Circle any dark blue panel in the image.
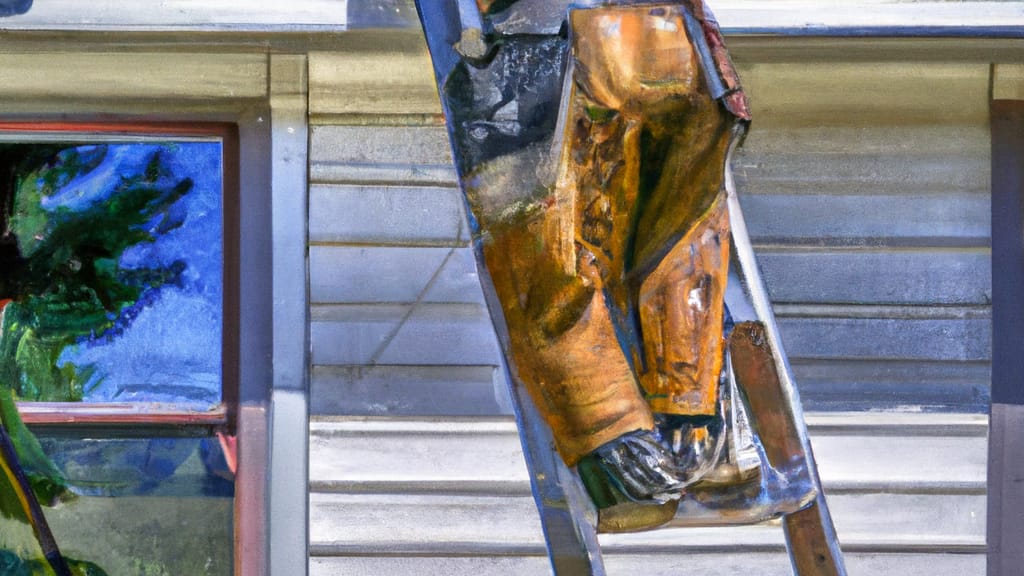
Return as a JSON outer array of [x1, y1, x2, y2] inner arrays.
[[992, 101, 1024, 406]]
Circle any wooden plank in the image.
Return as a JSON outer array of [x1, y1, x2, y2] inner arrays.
[[307, 359, 988, 416], [310, 365, 508, 416], [776, 313, 991, 362], [309, 50, 440, 117], [989, 95, 1024, 576], [736, 62, 990, 129], [308, 416, 986, 492], [309, 124, 456, 185], [309, 184, 467, 246], [991, 99, 1024, 406], [309, 419, 530, 490], [758, 249, 991, 305], [740, 192, 989, 246], [988, 404, 1024, 574], [0, 52, 266, 101], [812, 435, 985, 492], [312, 307, 991, 366], [310, 246, 484, 304], [310, 125, 453, 167], [674, 3, 1024, 34], [309, 493, 547, 552], [740, 125, 989, 158], [311, 187, 989, 247], [606, 552, 986, 576], [727, 37, 1024, 65], [307, 414, 987, 571], [310, 303, 502, 366], [309, 188, 983, 247], [311, 557, 552, 576], [734, 151, 988, 196], [994, 64, 1024, 100], [0, 0, 1019, 34], [0, 0, 352, 29], [270, 390, 309, 576], [791, 359, 990, 413], [311, 552, 985, 576], [308, 492, 984, 553]]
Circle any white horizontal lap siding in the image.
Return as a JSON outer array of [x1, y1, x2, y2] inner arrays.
[[305, 45, 992, 575], [308, 54, 993, 415], [307, 48, 511, 418], [308, 414, 988, 575], [734, 60, 991, 412]]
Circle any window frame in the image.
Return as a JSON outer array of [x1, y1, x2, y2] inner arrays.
[[1, 121, 241, 434], [0, 44, 309, 576], [0, 83, 281, 576]]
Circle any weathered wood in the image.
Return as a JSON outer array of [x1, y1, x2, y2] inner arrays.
[[735, 152, 988, 196], [784, 503, 843, 576], [988, 404, 1024, 575], [309, 415, 987, 574], [312, 246, 990, 306], [308, 489, 986, 559], [309, 124, 456, 185], [309, 184, 467, 246], [736, 62, 989, 128], [310, 187, 990, 247], [0, 52, 266, 101], [790, 359, 990, 413], [310, 365, 507, 416], [758, 249, 990, 305], [310, 304, 990, 367], [310, 246, 483, 305], [730, 322, 807, 468], [993, 64, 1024, 100], [0, 1, 1018, 34], [740, 192, 989, 246], [311, 552, 986, 576], [309, 51, 439, 117], [311, 303, 502, 366], [776, 314, 991, 362], [729, 322, 843, 573], [308, 416, 987, 495], [0, 0, 352, 29], [308, 491, 984, 554], [989, 99, 1024, 576]]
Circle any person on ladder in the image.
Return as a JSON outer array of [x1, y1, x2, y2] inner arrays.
[[421, 0, 765, 532]]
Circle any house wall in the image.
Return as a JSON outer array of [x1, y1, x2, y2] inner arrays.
[[307, 39, 995, 418], [306, 34, 1001, 574], [0, 13, 1008, 573]]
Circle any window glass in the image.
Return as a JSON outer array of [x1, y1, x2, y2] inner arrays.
[[0, 130, 234, 575], [0, 139, 224, 409], [0, 436, 234, 575]]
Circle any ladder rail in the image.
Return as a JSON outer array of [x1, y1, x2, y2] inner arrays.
[[414, 0, 847, 571], [725, 149, 847, 575]]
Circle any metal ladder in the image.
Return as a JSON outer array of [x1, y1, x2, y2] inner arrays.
[[414, 0, 847, 571]]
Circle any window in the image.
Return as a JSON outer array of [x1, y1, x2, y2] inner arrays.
[[0, 122, 241, 575]]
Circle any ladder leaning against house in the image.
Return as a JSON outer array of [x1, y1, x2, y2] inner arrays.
[[413, 0, 845, 572]]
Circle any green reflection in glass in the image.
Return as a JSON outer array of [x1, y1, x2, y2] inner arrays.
[[0, 436, 233, 575]]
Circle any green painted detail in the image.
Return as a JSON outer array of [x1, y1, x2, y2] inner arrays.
[[0, 387, 71, 522]]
